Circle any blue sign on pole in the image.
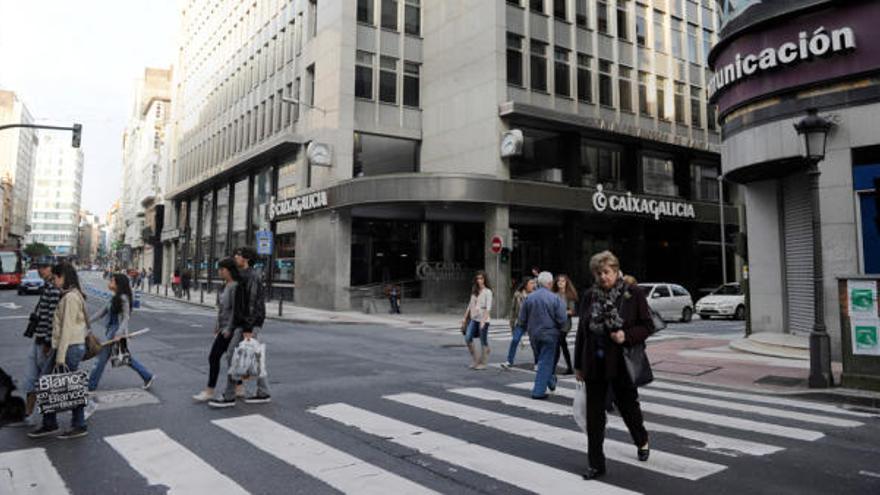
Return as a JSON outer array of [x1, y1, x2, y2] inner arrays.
[[255, 230, 274, 256]]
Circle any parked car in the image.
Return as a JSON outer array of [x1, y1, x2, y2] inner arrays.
[[695, 282, 746, 320], [17, 270, 44, 295], [638, 283, 694, 322]]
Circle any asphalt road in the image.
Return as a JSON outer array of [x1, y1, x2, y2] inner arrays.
[[1, 272, 878, 494]]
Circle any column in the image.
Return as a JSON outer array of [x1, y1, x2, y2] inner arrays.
[[442, 223, 455, 262], [418, 222, 429, 262], [294, 208, 352, 310], [484, 206, 511, 319]]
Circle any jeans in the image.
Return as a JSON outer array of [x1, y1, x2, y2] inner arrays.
[[505, 325, 526, 364], [222, 327, 270, 400], [24, 340, 53, 394], [43, 344, 87, 430], [464, 320, 489, 347], [531, 332, 559, 398], [88, 328, 153, 391]]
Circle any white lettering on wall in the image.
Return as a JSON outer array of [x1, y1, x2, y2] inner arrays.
[[591, 185, 696, 221]]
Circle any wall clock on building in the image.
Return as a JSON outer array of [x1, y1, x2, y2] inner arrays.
[[500, 129, 523, 158], [306, 141, 332, 167]]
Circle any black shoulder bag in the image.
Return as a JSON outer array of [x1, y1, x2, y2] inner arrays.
[[620, 288, 654, 387]]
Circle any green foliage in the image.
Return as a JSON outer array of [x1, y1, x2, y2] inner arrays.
[[23, 242, 52, 258]]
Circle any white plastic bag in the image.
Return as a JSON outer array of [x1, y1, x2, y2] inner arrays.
[[229, 338, 263, 379], [572, 381, 587, 434], [257, 342, 267, 378]]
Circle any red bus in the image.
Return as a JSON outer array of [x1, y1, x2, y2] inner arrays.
[[0, 249, 23, 288]]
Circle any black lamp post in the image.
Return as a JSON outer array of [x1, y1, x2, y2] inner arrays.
[[793, 108, 834, 388]]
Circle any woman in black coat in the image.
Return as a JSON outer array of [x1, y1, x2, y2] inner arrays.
[[574, 250, 654, 480]]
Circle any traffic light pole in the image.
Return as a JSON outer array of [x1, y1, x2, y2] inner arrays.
[[0, 123, 82, 147]]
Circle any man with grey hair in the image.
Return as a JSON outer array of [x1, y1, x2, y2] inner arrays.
[[518, 271, 567, 399]]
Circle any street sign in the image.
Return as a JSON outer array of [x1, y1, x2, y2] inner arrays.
[[255, 230, 274, 256], [490, 235, 503, 254]]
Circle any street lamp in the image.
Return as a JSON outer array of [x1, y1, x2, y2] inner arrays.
[[793, 108, 834, 389]]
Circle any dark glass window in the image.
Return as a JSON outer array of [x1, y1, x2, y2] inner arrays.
[[638, 71, 652, 115], [656, 76, 667, 119], [674, 82, 686, 124], [618, 66, 632, 112], [403, 61, 419, 107], [530, 0, 544, 13], [553, 0, 566, 20], [693, 163, 719, 201], [654, 11, 666, 52], [597, 0, 609, 34], [643, 155, 677, 196], [382, 0, 398, 30], [617, 0, 629, 41], [576, 54, 591, 102], [511, 128, 565, 183], [580, 140, 623, 189], [690, 85, 702, 127], [554, 48, 570, 97], [357, 0, 373, 24], [379, 56, 397, 103], [598, 59, 613, 106], [530, 41, 547, 91], [353, 133, 419, 177], [404, 0, 420, 35], [507, 33, 524, 86], [575, 0, 588, 27], [636, 4, 647, 46], [273, 233, 296, 283], [355, 51, 374, 99]]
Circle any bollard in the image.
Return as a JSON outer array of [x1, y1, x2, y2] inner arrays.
[[279, 295, 283, 317], [165, 284, 168, 297], [200, 286, 204, 304]]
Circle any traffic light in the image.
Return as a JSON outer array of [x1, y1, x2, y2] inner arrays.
[[71, 123, 82, 148], [500, 247, 511, 263]]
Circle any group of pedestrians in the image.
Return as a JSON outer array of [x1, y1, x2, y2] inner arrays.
[[463, 250, 655, 481]]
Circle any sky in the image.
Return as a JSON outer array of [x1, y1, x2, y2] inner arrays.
[[0, 0, 178, 219]]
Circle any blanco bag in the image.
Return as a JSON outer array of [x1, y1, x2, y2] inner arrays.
[[572, 381, 587, 434], [228, 338, 264, 379]]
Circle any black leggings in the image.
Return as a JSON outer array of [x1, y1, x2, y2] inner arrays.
[[208, 332, 233, 388], [554, 336, 573, 371]]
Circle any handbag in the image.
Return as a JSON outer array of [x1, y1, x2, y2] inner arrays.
[[623, 342, 654, 387], [83, 332, 102, 361], [110, 339, 131, 368], [460, 315, 470, 335], [34, 365, 89, 414]]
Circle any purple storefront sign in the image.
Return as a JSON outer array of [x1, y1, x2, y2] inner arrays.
[[709, 2, 880, 117]]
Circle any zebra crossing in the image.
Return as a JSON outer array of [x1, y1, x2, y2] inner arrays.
[[1, 378, 874, 494]]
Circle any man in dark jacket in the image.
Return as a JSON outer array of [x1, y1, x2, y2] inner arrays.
[[518, 271, 567, 399], [22, 259, 61, 420], [210, 246, 270, 407]]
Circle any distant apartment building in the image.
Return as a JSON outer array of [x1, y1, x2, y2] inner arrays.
[[78, 211, 102, 265], [121, 67, 173, 271], [26, 133, 84, 256], [165, 0, 737, 311], [0, 90, 38, 247]]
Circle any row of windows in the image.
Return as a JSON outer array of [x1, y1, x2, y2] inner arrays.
[[32, 212, 77, 221], [31, 223, 77, 232], [31, 201, 79, 211], [30, 234, 75, 243], [357, 0, 421, 36], [355, 52, 420, 107]]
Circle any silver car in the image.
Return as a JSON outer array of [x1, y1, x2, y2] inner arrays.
[[638, 283, 695, 322]]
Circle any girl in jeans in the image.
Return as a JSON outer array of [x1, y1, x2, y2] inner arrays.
[[193, 257, 240, 402], [28, 263, 89, 440], [501, 277, 535, 369], [87, 274, 154, 392], [461, 271, 493, 370]]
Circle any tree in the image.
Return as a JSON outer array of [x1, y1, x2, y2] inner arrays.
[[23, 242, 52, 259]]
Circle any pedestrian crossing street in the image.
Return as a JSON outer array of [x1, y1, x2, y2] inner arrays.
[[2, 378, 874, 494]]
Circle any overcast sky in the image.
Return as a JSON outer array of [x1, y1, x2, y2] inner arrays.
[[0, 0, 178, 219]]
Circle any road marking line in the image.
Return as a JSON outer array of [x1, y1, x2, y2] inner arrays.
[[310, 403, 640, 495], [502, 384, 823, 442], [213, 415, 438, 495], [385, 392, 726, 481], [647, 381, 875, 418], [0, 315, 29, 320], [454, 386, 783, 457], [104, 429, 249, 494], [859, 470, 880, 479], [0, 448, 70, 495], [676, 350, 810, 369]]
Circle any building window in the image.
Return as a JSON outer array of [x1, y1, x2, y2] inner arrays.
[[530, 0, 544, 14], [382, 0, 398, 30], [511, 128, 565, 183], [576, 53, 591, 103], [353, 132, 419, 177], [306, 64, 316, 107], [554, 48, 570, 97], [642, 155, 677, 196], [656, 76, 667, 120], [674, 82, 686, 124], [636, 4, 647, 46], [294, 77, 301, 122], [702, 28, 713, 64], [580, 140, 622, 189], [403, 61, 420, 107], [267, 96, 275, 135], [285, 83, 293, 126], [690, 86, 702, 127], [530, 41, 548, 91], [617, 0, 629, 41], [597, 0, 609, 34], [618, 66, 632, 112], [404, 0, 420, 35], [671, 19, 683, 59], [638, 71, 652, 116], [252, 168, 272, 236], [309, 0, 318, 39], [693, 163, 719, 201], [553, 0, 566, 20], [598, 59, 613, 106], [379, 56, 397, 103], [687, 23, 698, 64], [707, 102, 717, 131], [654, 10, 666, 52], [357, 0, 373, 24], [575, 0, 588, 27], [273, 233, 296, 283], [507, 33, 524, 86], [355, 50, 374, 99]]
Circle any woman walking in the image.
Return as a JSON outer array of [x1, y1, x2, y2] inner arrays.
[[193, 257, 240, 402], [87, 274, 154, 392], [552, 274, 578, 375], [574, 251, 653, 480], [461, 271, 493, 370], [28, 263, 90, 440], [501, 277, 535, 369]]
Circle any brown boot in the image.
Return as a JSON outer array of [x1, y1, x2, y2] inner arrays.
[[474, 346, 490, 370], [466, 342, 479, 369]]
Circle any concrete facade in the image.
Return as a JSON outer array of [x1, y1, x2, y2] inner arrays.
[[0, 90, 37, 247], [26, 133, 83, 256]]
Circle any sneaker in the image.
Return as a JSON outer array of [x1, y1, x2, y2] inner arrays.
[[243, 394, 271, 404], [57, 427, 88, 440], [84, 400, 98, 420], [143, 376, 155, 390], [208, 398, 237, 409], [27, 425, 60, 438], [499, 361, 511, 369], [192, 390, 213, 402]]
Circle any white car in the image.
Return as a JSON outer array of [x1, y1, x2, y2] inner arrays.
[[695, 283, 746, 320], [638, 283, 695, 322]]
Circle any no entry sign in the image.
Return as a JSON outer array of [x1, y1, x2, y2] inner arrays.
[[490, 235, 503, 254]]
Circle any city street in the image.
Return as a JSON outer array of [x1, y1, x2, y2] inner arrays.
[[1, 273, 878, 494]]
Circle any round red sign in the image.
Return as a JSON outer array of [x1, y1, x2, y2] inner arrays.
[[490, 235, 503, 254]]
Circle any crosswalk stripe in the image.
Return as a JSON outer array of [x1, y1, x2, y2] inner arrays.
[[0, 448, 70, 495], [385, 392, 727, 481], [503, 384, 823, 442], [310, 403, 641, 495], [213, 414, 439, 494], [638, 388, 863, 427], [647, 381, 875, 418], [104, 429, 250, 494], [454, 387, 783, 457]]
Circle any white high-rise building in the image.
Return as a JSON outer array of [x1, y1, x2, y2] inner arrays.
[[0, 90, 38, 247], [27, 133, 84, 256]]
